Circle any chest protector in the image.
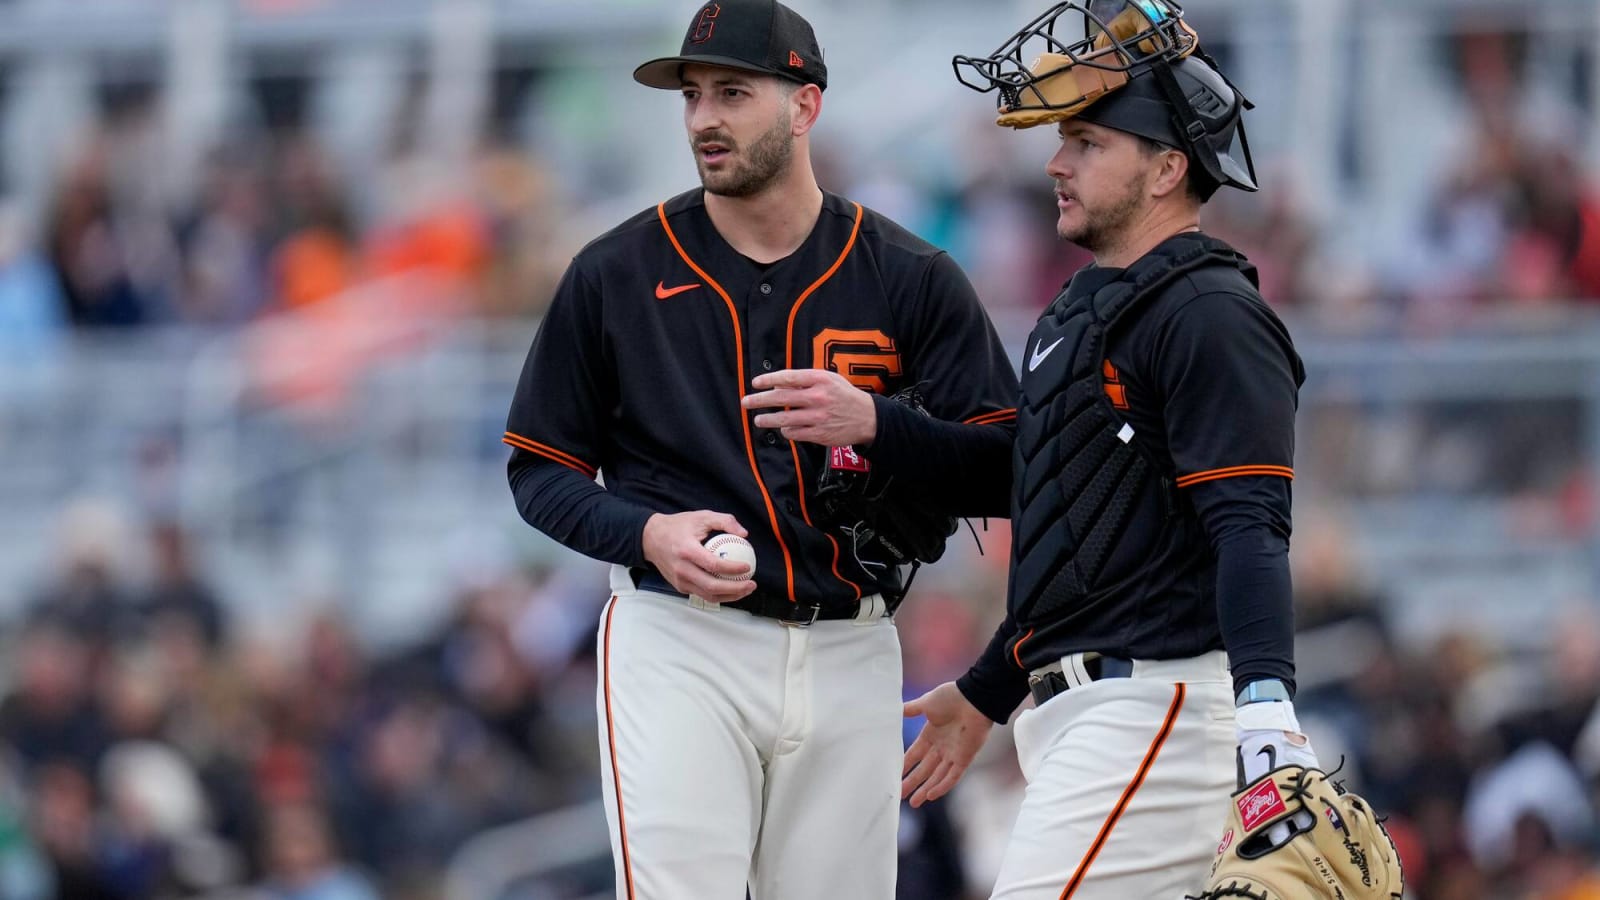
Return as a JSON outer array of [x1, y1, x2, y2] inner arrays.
[[1011, 235, 1249, 625]]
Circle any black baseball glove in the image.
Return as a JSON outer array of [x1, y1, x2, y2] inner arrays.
[[812, 385, 959, 593]]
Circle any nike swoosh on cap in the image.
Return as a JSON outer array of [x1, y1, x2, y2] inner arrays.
[[656, 281, 702, 300]]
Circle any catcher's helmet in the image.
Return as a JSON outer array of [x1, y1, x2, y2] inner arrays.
[[952, 0, 1257, 199]]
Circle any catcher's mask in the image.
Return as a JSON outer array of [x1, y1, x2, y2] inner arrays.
[[952, 0, 1257, 199]]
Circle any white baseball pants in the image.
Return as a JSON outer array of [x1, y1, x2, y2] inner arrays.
[[989, 650, 1237, 899], [595, 565, 903, 899]]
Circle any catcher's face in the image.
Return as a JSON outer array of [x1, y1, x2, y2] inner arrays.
[[680, 64, 798, 199], [1047, 120, 1159, 251]]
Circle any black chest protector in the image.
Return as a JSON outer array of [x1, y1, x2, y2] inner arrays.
[[1010, 235, 1249, 627]]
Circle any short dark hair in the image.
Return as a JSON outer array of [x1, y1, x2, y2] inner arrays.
[[1136, 136, 1205, 204]]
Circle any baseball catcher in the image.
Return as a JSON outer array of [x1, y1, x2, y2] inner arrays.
[[899, 1, 1407, 896]]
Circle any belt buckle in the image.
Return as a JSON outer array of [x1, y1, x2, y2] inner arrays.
[[780, 603, 822, 627]]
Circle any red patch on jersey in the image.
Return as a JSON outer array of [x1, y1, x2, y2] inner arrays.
[[829, 445, 870, 474], [1237, 778, 1288, 832]]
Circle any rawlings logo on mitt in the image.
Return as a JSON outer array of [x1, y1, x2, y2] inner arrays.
[[1190, 765, 1403, 900], [812, 385, 959, 591]]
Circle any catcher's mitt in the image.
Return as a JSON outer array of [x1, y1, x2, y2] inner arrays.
[[813, 385, 959, 586], [1190, 765, 1403, 900]]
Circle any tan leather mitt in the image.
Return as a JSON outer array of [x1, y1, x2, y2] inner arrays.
[[1190, 765, 1404, 900]]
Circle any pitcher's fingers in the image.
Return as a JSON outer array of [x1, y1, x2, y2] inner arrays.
[[751, 369, 823, 391], [697, 580, 756, 604], [703, 551, 754, 579], [698, 512, 747, 538], [741, 387, 800, 410]]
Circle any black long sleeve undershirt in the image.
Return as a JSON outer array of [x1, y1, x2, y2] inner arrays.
[[1189, 476, 1297, 698], [866, 393, 1014, 518], [507, 452, 654, 566]]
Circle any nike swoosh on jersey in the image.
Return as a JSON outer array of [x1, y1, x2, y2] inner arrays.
[[1028, 336, 1065, 371], [655, 281, 702, 300]]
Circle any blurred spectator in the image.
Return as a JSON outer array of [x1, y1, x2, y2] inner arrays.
[[28, 498, 142, 649], [254, 802, 377, 900], [0, 200, 67, 357], [140, 521, 230, 653], [0, 626, 106, 773], [30, 761, 118, 899], [44, 131, 178, 329], [1205, 170, 1319, 309], [174, 144, 272, 325], [266, 136, 357, 315]]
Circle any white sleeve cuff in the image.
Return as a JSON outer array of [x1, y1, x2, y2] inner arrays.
[[1234, 699, 1302, 734]]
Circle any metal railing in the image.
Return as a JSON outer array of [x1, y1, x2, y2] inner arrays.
[[443, 800, 611, 900]]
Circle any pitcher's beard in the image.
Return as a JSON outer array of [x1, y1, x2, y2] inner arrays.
[[698, 116, 794, 198]]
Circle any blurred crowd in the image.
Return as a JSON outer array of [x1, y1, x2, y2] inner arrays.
[[1, 110, 576, 346], [1, 55, 1595, 351], [1, 499, 609, 899], [11, 502, 1600, 899]]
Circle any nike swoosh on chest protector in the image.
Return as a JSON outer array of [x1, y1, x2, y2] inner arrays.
[[1028, 336, 1065, 371]]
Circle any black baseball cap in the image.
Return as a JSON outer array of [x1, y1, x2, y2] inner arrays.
[[634, 0, 827, 92]]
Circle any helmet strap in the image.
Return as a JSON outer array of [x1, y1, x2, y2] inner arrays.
[[1195, 46, 1259, 188], [1149, 58, 1230, 189]]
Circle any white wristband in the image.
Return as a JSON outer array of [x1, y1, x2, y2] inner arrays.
[[1234, 698, 1302, 734]]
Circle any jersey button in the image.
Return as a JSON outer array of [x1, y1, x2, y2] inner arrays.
[[764, 432, 778, 446], [761, 359, 774, 371], [759, 283, 773, 295], [784, 500, 797, 515]]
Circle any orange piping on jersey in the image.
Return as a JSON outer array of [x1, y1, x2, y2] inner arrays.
[[600, 597, 637, 900], [1059, 683, 1185, 899], [1174, 465, 1295, 489], [658, 203, 799, 601], [1012, 628, 1035, 669], [503, 432, 598, 479], [964, 408, 1018, 425], [779, 201, 866, 601], [784, 202, 864, 362]]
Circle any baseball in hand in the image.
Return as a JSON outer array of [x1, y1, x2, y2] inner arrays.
[[704, 533, 757, 579]]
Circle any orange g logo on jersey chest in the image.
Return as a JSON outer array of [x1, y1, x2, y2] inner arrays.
[[813, 329, 902, 394]]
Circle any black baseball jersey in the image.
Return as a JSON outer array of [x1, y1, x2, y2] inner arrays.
[[958, 233, 1305, 723], [505, 189, 1018, 609]]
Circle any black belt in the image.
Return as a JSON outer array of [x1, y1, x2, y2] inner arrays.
[[1028, 654, 1134, 705], [632, 571, 864, 626]]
